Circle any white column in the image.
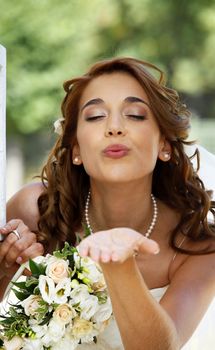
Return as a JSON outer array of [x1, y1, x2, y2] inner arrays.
[[0, 44, 6, 239]]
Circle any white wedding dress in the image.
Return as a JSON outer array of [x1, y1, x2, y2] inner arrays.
[[76, 286, 215, 350], [77, 145, 215, 350], [1, 145, 214, 350]]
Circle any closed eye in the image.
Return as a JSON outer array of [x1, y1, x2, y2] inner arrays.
[[85, 115, 105, 121], [127, 114, 146, 120]]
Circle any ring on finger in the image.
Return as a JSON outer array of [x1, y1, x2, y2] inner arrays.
[[11, 229, 21, 240]]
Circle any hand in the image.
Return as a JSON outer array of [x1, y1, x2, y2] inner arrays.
[[78, 227, 160, 263], [0, 219, 44, 278]]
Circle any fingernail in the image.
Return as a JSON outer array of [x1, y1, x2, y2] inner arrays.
[[16, 257, 22, 264]]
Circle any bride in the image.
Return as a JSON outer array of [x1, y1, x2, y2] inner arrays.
[[0, 57, 214, 349]]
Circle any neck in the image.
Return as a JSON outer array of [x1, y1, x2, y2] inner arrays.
[[86, 182, 157, 235]]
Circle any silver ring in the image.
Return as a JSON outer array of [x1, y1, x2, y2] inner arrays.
[[11, 229, 21, 240]]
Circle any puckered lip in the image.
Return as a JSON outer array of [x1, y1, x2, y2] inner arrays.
[[103, 144, 130, 153], [102, 144, 130, 158]]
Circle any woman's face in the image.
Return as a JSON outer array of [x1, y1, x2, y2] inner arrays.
[[73, 72, 167, 184]]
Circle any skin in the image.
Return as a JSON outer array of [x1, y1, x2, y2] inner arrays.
[[1, 72, 215, 349]]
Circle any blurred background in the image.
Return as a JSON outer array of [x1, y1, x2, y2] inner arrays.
[[0, 0, 215, 199]]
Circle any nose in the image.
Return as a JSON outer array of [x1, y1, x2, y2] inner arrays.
[[105, 115, 127, 137]]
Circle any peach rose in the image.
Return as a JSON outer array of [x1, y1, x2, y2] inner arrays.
[[22, 295, 42, 317], [53, 304, 76, 325], [3, 336, 23, 350], [46, 258, 69, 283], [72, 317, 94, 337]]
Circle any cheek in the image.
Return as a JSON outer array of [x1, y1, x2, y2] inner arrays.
[[77, 125, 101, 160], [76, 132, 98, 174]]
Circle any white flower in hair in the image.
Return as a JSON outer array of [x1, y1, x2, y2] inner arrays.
[[54, 117, 64, 135]]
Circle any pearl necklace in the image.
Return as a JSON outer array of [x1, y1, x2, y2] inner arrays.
[[84, 191, 158, 238]]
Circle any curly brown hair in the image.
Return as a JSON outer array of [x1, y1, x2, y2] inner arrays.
[[37, 57, 215, 254]]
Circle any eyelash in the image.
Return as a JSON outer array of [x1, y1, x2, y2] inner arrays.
[[127, 114, 146, 120], [85, 115, 146, 121]]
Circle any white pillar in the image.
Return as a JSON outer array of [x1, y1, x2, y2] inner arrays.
[[0, 44, 6, 239]]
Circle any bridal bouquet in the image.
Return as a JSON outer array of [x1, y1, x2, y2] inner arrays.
[[0, 243, 112, 350]]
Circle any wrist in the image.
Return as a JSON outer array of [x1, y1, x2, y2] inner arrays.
[[100, 256, 137, 275]]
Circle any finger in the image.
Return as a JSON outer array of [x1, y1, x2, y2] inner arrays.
[[0, 231, 20, 264], [0, 219, 24, 234], [137, 237, 160, 255], [0, 220, 31, 263], [18, 242, 44, 263], [89, 245, 101, 262], [78, 241, 90, 257], [4, 231, 37, 267], [100, 248, 112, 263]]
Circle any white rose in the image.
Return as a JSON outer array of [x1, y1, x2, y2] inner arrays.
[[21, 295, 42, 317], [93, 297, 112, 323], [42, 319, 65, 347], [22, 338, 43, 350], [53, 303, 76, 325], [3, 336, 23, 350], [71, 317, 97, 343], [38, 275, 55, 304], [53, 278, 71, 304], [79, 294, 99, 320], [46, 257, 69, 284], [70, 284, 90, 305]]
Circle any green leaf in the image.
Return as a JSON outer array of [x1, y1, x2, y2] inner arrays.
[[29, 259, 46, 276], [0, 317, 15, 325], [83, 223, 91, 237], [11, 288, 30, 301], [12, 281, 27, 290], [39, 312, 53, 326], [25, 276, 39, 288], [33, 286, 40, 295], [53, 242, 77, 260]]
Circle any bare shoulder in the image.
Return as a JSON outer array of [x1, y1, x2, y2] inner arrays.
[[6, 182, 46, 231]]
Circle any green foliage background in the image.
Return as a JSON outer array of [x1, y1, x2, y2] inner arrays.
[[0, 0, 215, 174]]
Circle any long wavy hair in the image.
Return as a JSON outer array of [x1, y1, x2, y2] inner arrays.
[[37, 57, 215, 254]]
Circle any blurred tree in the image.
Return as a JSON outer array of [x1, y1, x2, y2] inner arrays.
[[94, 0, 215, 118], [0, 0, 103, 134], [0, 0, 214, 139]]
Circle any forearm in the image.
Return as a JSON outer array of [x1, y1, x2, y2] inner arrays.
[[0, 276, 11, 301], [101, 258, 180, 350]]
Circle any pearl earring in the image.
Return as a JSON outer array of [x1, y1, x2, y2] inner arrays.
[[164, 153, 170, 160], [73, 156, 80, 164]]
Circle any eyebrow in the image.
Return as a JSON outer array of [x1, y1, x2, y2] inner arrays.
[[124, 96, 150, 108], [80, 96, 150, 112], [81, 98, 104, 112]]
